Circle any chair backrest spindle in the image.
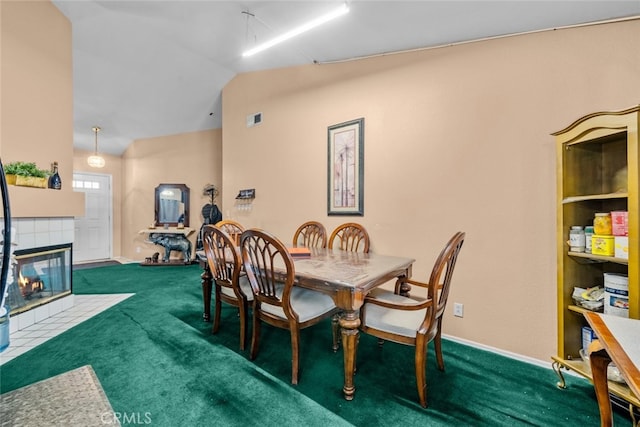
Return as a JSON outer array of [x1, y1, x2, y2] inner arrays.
[[203, 225, 240, 288], [292, 221, 327, 248], [215, 220, 245, 246], [328, 222, 370, 253], [241, 229, 294, 311], [431, 232, 464, 319]]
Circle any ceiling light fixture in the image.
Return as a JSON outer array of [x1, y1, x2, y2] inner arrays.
[[242, 3, 349, 57], [87, 126, 105, 168]]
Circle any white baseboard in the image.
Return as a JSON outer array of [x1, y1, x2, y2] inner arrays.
[[443, 334, 570, 373], [112, 256, 136, 264]]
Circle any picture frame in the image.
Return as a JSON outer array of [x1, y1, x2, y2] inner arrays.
[[327, 118, 364, 216]]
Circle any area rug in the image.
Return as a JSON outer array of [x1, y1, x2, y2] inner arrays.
[[0, 365, 120, 427]]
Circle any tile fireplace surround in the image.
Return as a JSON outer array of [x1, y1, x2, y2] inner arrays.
[[8, 217, 75, 333]]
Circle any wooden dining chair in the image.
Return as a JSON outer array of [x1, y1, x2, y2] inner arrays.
[[359, 231, 465, 408], [292, 221, 327, 248], [215, 220, 245, 246], [240, 228, 340, 384], [328, 222, 370, 253], [202, 225, 253, 350]]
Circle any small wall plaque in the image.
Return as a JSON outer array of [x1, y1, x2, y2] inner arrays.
[[236, 188, 255, 199]]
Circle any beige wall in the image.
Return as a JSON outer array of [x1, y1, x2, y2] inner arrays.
[[121, 129, 222, 261], [1, 0, 83, 217], [221, 19, 640, 362]]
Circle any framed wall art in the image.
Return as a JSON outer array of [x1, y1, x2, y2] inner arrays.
[[327, 118, 364, 216]]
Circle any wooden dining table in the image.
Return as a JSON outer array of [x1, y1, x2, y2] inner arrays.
[[199, 246, 415, 400], [584, 312, 640, 427]]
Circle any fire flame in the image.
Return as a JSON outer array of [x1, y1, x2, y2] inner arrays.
[[18, 272, 28, 287], [17, 271, 44, 297]]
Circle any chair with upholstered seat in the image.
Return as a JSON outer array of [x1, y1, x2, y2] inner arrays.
[[215, 220, 245, 246], [328, 222, 370, 253], [292, 221, 327, 248], [202, 225, 253, 350], [359, 231, 465, 408], [240, 228, 340, 384]]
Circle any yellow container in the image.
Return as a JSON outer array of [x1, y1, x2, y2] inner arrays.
[[592, 234, 614, 256], [593, 213, 612, 235]]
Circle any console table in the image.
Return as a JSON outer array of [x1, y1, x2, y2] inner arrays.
[[139, 227, 195, 265]]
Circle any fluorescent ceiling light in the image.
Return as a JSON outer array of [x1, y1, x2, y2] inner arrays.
[[242, 3, 349, 57]]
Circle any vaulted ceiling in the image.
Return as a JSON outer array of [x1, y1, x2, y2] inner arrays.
[[51, 1, 640, 155]]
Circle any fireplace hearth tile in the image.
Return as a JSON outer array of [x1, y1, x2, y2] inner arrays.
[[1, 294, 133, 366], [16, 310, 35, 330], [33, 304, 50, 323]]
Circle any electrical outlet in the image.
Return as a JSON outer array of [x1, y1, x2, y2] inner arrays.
[[453, 303, 464, 318]]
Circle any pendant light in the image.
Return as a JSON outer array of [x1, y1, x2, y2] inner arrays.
[[87, 126, 105, 168]]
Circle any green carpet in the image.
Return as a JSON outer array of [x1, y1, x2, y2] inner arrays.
[[0, 264, 629, 426]]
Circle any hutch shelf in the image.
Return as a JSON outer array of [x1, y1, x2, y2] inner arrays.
[[551, 105, 640, 417], [552, 105, 640, 418]]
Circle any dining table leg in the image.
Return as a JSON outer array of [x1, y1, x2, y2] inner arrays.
[[589, 345, 614, 427], [339, 310, 361, 400], [200, 261, 212, 322]]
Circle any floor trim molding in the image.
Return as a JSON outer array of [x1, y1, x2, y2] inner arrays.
[[443, 334, 562, 372]]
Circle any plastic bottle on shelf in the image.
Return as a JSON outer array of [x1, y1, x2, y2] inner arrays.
[[584, 226, 594, 254], [569, 226, 586, 252]]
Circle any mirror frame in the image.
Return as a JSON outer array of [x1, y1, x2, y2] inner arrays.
[[155, 183, 190, 227]]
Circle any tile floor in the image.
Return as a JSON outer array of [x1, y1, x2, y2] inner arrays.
[[0, 293, 134, 366]]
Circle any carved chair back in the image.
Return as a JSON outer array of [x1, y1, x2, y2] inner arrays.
[[292, 221, 327, 248], [202, 225, 242, 294], [424, 231, 465, 339], [328, 222, 370, 253], [240, 228, 295, 316], [215, 220, 245, 246], [202, 224, 252, 349]]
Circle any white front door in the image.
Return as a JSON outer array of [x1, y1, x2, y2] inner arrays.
[[72, 172, 112, 262]]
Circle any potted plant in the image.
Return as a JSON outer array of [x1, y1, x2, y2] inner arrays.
[[4, 161, 49, 188]]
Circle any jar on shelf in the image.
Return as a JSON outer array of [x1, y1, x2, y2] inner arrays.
[[594, 213, 612, 235], [584, 226, 594, 254], [569, 226, 586, 252]]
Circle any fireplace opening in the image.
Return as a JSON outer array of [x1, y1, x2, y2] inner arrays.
[[7, 243, 72, 316]]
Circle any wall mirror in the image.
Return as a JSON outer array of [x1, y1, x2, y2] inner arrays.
[[155, 183, 190, 227]]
